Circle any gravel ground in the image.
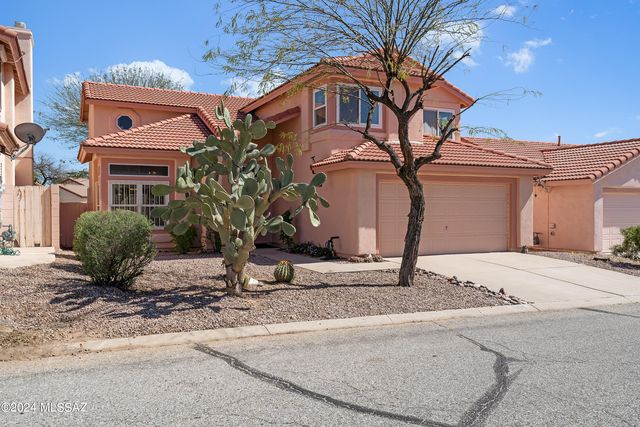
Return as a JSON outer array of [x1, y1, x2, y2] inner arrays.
[[0, 251, 504, 349], [534, 251, 640, 277]]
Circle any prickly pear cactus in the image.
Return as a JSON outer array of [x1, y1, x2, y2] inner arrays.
[[151, 103, 328, 296], [274, 260, 295, 283]]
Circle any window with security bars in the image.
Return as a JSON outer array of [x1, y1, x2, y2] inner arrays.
[[109, 182, 168, 228]]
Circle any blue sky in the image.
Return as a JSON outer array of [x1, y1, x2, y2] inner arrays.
[[3, 0, 640, 166]]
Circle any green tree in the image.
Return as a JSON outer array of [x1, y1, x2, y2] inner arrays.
[[152, 104, 328, 296], [41, 64, 187, 149], [206, 0, 519, 286]]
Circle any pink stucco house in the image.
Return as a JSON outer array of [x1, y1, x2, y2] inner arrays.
[[76, 53, 640, 255], [0, 23, 36, 229]]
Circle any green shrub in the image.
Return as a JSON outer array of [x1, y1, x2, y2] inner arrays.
[[73, 210, 156, 289], [612, 225, 640, 260], [171, 224, 197, 254]]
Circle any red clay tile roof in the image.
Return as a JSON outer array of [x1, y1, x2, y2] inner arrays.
[[82, 113, 211, 151], [461, 136, 574, 161], [81, 82, 254, 126], [539, 138, 640, 181], [312, 136, 552, 170]]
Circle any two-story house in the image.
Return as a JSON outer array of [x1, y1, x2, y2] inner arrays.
[[77, 52, 640, 255], [0, 23, 35, 231]]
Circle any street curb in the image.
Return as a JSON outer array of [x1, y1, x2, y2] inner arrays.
[[3, 298, 637, 361]]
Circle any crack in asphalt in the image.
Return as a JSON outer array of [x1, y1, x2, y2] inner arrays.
[[195, 336, 523, 427], [194, 344, 452, 427], [579, 307, 640, 319], [456, 335, 523, 427]]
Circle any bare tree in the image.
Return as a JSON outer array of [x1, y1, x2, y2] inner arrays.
[[206, 0, 518, 286], [40, 64, 187, 149], [33, 153, 87, 185]]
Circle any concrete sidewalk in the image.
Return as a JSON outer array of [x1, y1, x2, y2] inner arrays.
[[256, 247, 398, 273], [0, 247, 56, 269], [388, 252, 640, 306]]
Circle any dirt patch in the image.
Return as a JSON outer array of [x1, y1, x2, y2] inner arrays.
[[0, 251, 505, 354], [533, 251, 640, 277]]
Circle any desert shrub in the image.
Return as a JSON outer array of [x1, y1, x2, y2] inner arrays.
[[73, 210, 156, 289], [171, 224, 197, 254], [612, 225, 640, 260], [288, 241, 333, 258]]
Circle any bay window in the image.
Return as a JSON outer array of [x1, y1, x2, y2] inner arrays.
[[337, 85, 381, 127], [313, 87, 327, 127], [424, 109, 454, 136]]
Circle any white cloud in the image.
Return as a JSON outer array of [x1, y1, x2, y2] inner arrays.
[[505, 47, 534, 73], [503, 38, 552, 73], [423, 23, 484, 68], [525, 38, 553, 48], [224, 77, 262, 98], [594, 130, 612, 138], [494, 4, 517, 17], [107, 60, 194, 89]]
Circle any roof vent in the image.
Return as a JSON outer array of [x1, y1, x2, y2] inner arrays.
[[14, 21, 27, 29], [557, 135, 561, 146]]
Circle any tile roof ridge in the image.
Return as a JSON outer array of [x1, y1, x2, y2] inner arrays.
[[346, 140, 377, 160], [447, 139, 553, 168], [540, 137, 640, 152], [82, 113, 195, 144], [461, 136, 557, 145], [82, 81, 255, 102]]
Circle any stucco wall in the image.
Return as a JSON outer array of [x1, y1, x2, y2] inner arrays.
[[534, 182, 595, 251], [88, 104, 181, 138]]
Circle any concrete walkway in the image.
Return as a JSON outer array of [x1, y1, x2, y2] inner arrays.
[[0, 247, 56, 269], [386, 252, 640, 306], [256, 247, 398, 273]]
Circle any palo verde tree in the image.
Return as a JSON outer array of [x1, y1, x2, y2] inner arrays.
[[205, 0, 517, 286], [151, 104, 328, 296]]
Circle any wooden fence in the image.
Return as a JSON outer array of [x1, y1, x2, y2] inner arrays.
[[59, 202, 88, 249], [11, 185, 60, 248]]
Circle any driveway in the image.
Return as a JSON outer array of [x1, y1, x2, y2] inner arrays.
[[387, 252, 640, 306]]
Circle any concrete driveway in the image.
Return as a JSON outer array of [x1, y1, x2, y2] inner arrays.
[[387, 252, 640, 307]]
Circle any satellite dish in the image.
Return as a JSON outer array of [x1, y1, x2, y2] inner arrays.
[[14, 122, 47, 145]]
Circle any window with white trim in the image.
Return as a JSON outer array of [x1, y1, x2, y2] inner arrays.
[[313, 87, 327, 127], [337, 85, 381, 126], [423, 109, 454, 136], [109, 182, 168, 228]]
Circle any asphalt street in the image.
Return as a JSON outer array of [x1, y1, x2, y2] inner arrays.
[[1, 303, 639, 426]]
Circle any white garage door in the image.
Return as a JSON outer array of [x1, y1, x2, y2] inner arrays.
[[602, 192, 640, 252], [378, 181, 509, 256]]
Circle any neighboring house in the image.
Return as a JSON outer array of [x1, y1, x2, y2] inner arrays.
[[465, 137, 640, 253], [0, 23, 34, 229], [76, 53, 640, 255], [59, 177, 88, 203]]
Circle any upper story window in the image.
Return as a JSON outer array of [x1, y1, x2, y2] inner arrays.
[[109, 164, 169, 176], [337, 85, 381, 127], [116, 115, 133, 130], [313, 87, 327, 127], [423, 109, 454, 136]]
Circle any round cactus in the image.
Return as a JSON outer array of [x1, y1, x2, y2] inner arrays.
[[274, 260, 295, 283]]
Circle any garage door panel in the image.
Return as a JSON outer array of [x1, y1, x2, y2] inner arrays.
[[603, 192, 640, 251], [378, 181, 509, 256]]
